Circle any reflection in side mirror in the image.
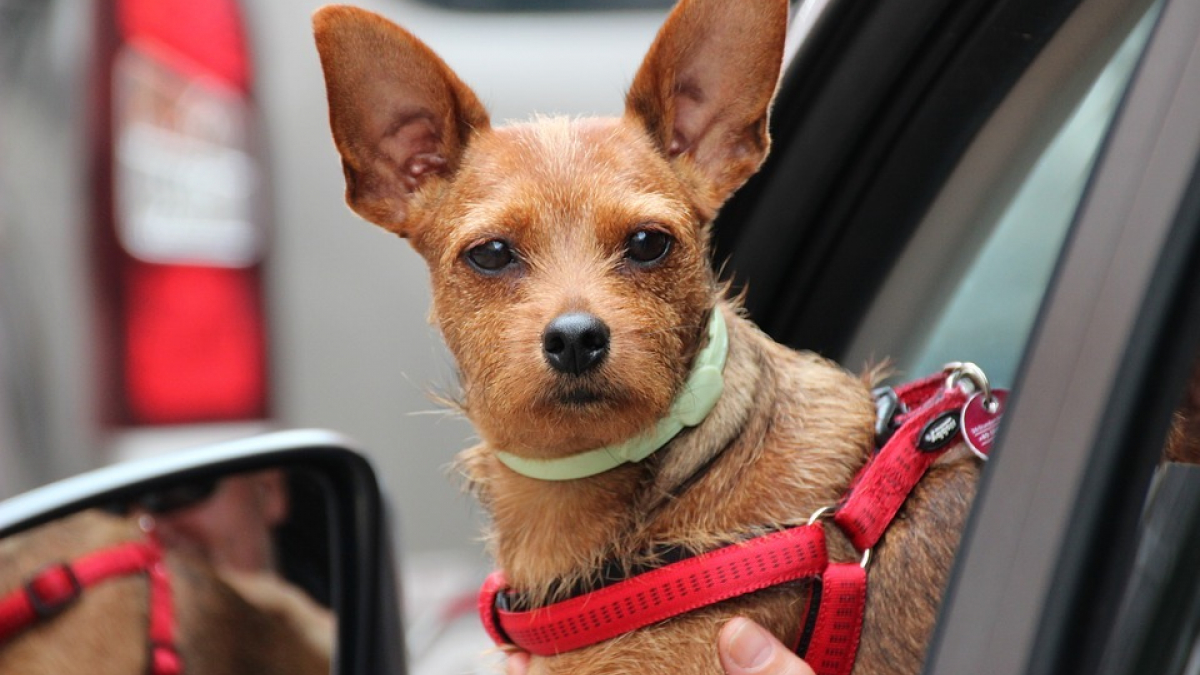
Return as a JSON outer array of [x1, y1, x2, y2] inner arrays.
[[0, 505, 331, 675], [0, 430, 404, 675], [109, 467, 334, 609]]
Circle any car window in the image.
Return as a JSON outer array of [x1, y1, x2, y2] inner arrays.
[[843, 0, 1161, 388], [902, 9, 1159, 386], [919, 0, 1200, 667]]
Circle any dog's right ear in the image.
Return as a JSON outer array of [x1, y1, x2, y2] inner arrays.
[[626, 0, 788, 213], [313, 6, 489, 237]]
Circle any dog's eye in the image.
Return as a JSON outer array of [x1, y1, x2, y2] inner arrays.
[[465, 240, 516, 273], [625, 230, 672, 265]]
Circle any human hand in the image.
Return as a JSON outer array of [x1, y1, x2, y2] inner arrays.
[[719, 617, 816, 675], [503, 618, 815, 675], [505, 651, 531, 675]]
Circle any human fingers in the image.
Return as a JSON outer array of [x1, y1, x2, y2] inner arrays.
[[505, 650, 531, 675], [718, 617, 817, 675]]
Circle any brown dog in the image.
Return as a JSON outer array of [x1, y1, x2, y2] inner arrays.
[[313, 2, 981, 673], [0, 511, 329, 675]]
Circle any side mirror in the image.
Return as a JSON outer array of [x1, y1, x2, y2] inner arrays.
[[0, 429, 404, 675]]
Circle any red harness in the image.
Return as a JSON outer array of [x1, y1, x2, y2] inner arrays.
[[479, 367, 1004, 675], [0, 526, 182, 675]]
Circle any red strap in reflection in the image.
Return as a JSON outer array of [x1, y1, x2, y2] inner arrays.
[[0, 536, 181, 675]]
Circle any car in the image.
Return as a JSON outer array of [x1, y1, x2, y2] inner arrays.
[[5, 0, 1200, 673]]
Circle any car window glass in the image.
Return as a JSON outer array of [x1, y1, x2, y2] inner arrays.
[[843, 2, 1160, 388], [902, 8, 1159, 387]]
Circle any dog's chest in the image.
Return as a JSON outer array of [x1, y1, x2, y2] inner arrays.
[[477, 339, 877, 605]]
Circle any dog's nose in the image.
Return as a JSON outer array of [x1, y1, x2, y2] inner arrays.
[[543, 312, 610, 375]]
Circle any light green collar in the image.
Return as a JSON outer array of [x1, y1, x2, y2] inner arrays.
[[496, 308, 729, 481]]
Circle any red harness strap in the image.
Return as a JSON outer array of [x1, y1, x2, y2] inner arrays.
[[804, 563, 867, 675], [480, 524, 828, 656], [0, 534, 182, 675], [797, 372, 973, 675], [835, 373, 970, 552], [478, 368, 994, 674]]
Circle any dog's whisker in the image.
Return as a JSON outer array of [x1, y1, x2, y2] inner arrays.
[[405, 407, 463, 418]]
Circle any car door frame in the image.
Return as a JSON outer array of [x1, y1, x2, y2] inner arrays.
[[923, 0, 1200, 671], [715, 0, 1088, 356]]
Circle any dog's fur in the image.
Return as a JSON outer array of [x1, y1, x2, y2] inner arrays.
[[1166, 355, 1200, 464], [313, 2, 980, 673], [0, 511, 329, 675]]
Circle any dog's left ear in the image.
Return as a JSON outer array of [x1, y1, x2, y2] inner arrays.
[[626, 0, 788, 210]]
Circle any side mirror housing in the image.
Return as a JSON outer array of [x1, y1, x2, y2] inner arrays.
[[0, 429, 405, 675]]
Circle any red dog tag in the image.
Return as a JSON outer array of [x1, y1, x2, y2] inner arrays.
[[961, 389, 1007, 460]]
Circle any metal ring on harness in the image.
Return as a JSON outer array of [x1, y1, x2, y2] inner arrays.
[[943, 362, 996, 411], [806, 506, 836, 526], [806, 507, 873, 569]]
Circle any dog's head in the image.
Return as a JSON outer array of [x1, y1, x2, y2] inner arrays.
[[313, 0, 787, 459]]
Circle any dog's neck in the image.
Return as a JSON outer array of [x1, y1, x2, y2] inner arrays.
[[494, 309, 729, 481], [636, 309, 766, 512], [459, 302, 864, 603]]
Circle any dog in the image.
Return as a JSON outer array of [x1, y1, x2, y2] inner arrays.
[[0, 510, 330, 675], [313, 1, 981, 673]]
